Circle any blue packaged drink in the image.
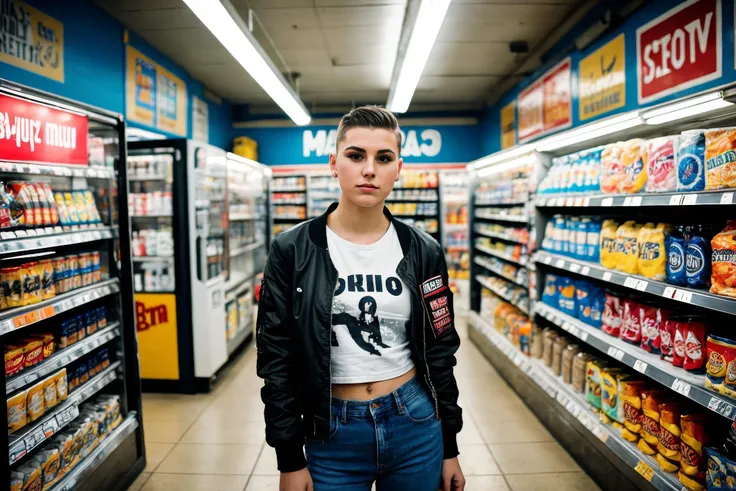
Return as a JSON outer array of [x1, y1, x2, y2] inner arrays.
[[588, 288, 605, 328], [565, 217, 578, 257], [575, 218, 590, 259], [542, 274, 559, 306], [557, 276, 576, 315], [586, 219, 602, 262], [665, 225, 686, 286], [677, 130, 706, 192], [553, 216, 565, 253], [686, 224, 711, 289], [575, 280, 593, 322]]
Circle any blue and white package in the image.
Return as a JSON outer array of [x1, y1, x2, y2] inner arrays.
[[557, 276, 576, 315], [575, 280, 593, 321], [575, 218, 589, 259], [588, 288, 605, 328], [542, 274, 559, 306], [553, 216, 565, 253], [586, 147, 603, 193], [686, 225, 711, 289], [586, 219, 602, 262], [665, 226, 686, 286], [677, 130, 706, 192], [565, 217, 579, 257]]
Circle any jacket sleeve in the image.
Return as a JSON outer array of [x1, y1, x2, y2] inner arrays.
[[256, 237, 306, 472], [423, 246, 463, 459]]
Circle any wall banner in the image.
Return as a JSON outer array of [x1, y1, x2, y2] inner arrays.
[[636, 0, 721, 104], [517, 81, 544, 143], [135, 293, 179, 380], [192, 96, 209, 143], [126, 45, 187, 136], [542, 58, 572, 132], [579, 34, 626, 121], [500, 101, 516, 149], [0, 0, 64, 82]]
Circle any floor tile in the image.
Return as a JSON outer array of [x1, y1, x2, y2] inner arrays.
[[456, 417, 485, 445], [143, 419, 193, 444], [476, 413, 554, 444], [463, 476, 510, 490], [252, 447, 279, 476], [141, 474, 248, 491], [457, 444, 501, 475], [489, 442, 581, 475], [245, 475, 280, 491], [198, 400, 265, 423], [144, 442, 175, 473], [129, 472, 151, 491], [156, 443, 261, 475], [506, 472, 601, 491], [180, 419, 265, 444]]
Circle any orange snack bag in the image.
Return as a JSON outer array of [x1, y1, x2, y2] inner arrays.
[[27, 380, 45, 422], [711, 220, 736, 298], [23, 339, 43, 368], [657, 402, 681, 467], [639, 389, 665, 454], [622, 380, 646, 442], [680, 413, 707, 490], [620, 138, 648, 193], [5, 345, 25, 376], [704, 128, 736, 190], [8, 390, 28, 432], [44, 376, 58, 410], [600, 143, 623, 193]]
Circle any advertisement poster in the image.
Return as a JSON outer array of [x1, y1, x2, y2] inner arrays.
[[0, 0, 64, 82], [135, 293, 180, 380], [542, 58, 572, 132], [0, 93, 88, 165], [579, 34, 626, 121], [192, 96, 209, 143], [500, 101, 516, 149], [636, 0, 721, 104], [517, 81, 544, 143], [126, 46, 188, 136]]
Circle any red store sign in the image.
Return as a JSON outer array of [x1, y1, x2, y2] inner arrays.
[[517, 81, 544, 143], [0, 94, 89, 166], [637, 0, 721, 104], [542, 58, 572, 133]]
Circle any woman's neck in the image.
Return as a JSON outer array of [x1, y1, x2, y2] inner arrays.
[[328, 199, 390, 244]]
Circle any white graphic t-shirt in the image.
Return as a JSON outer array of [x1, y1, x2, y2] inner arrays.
[[326, 223, 414, 384]]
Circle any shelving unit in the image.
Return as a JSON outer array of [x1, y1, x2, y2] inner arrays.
[[271, 175, 307, 236], [0, 78, 143, 491]]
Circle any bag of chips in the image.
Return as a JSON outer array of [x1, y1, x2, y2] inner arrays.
[[647, 136, 678, 192], [705, 128, 736, 190], [622, 379, 647, 442], [678, 130, 706, 192], [680, 413, 708, 490], [599, 219, 619, 269], [637, 222, 671, 280], [616, 221, 643, 274], [658, 402, 682, 469], [600, 143, 624, 194], [711, 221, 736, 298], [620, 139, 648, 194], [640, 390, 665, 455]]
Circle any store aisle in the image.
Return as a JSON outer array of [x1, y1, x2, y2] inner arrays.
[[128, 319, 601, 491]]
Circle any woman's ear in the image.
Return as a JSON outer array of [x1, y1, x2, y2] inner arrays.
[[329, 153, 337, 177], [396, 158, 403, 180]]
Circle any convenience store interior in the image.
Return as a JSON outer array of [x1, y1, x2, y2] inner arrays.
[[4, 1, 736, 491]]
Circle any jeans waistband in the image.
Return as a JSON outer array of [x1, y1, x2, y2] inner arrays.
[[331, 376, 426, 421]]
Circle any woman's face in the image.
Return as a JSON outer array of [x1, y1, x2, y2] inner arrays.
[[330, 127, 402, 209]]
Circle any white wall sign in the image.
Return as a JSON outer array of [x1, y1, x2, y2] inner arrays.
[[192, 96, 209, 143]]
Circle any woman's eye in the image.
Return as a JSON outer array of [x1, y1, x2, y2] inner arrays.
[[349, 153, 363, 161], [378, 156, 392, 163]]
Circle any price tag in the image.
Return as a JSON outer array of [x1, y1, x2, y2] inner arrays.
[[607, 346, 617, 358], [565, 197, 575, 206], [555, 259, 565, 268], [1, 231, 16, 240], [636, 280, 648, 292], [602, 272, 613, 281], [15, 230, 28, 237], [624, 277, 637, 288], [544, 256, 552, 265], [634, 360, 648, 374], [663, 287, 676, 299], [574, 197, 584, 207], [26, 229, 37, 237], [581, 266, 590, 276], [579, 331, 589, 342], [42, 418, 60, 438], [672, 379, 692, 397], [634, 460, 655, 482], [623, 197, 632, 206], [669, 194, 684, 205], [708, 397, 736, 418], [601, 197, 613, 207], [682, 194, 698, 205], [24, 427, 46, 451], [721, 192, 734, 205], [680, 291, 693, 303], [54, 226, 63, 233], [9, 440, 27, 463], [614, 349, 625, 361], [631, 196, 642, 206], [569, 264, 581, 273], [583, 197, 591, 207]]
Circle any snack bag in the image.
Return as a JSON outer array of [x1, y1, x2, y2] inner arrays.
[[622, 380, 647, 442], [8, 389, 28, 432], [575, 280, 593, 322], [661, 317, 677, 363], [666, 226, 688, 286], [674, 319, 687, 368], [602, 292, 623, 337], [678, 130, 706, 192], [585, 359, 607, 410], [55, 369, 68, 401], [687, 225, 712, 289], [587, 219, 602, 262], [620, 298, 642, 345], [684, 318, 707, 374], [63, 193, 80, 225], [620, 138, 648, 193], [602, 371, 627, 424], [54, 193, 70, 226], [705, 447, 728, 490], [14, 463, 42, 491], [680, 413, 707, 490], [27, 380, 45, 422], [641, 305, 664, 354], [639, 223, 671, 280], [704, 128, 736, 190], [37, 447, 61, 489], [705, 334, 736, 394], [600, 143, 623, 193], [557, 276, 576, 316], [5, 345, 24, 376], [658, 402, 682, 469], [711, 221, 736, 298], [43, 376, 58, 410], [599, 219, 619, 269], [640, 390, 665, 455], [615, 221, 642, 274], [647, 136, 679, 192]]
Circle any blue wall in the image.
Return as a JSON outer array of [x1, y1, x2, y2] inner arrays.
[[0, 0, 233, 149]]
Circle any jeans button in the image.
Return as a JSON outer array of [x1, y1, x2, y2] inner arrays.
[[372, 402, 380, 409]]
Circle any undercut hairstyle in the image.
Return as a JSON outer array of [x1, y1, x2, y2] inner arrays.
[[336, 105, 402, 153]]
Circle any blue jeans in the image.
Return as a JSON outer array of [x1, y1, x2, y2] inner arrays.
[[305, 377, 444, 491]]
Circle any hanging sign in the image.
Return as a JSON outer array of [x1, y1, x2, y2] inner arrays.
[[636, 0, 721, 104], [0, 1, 64, 82], [156, 69, 187, 136], [500, 101, 516, 149], [0, 93, 88, 166], [542, 58, 572, 132], [579, 34, 626, 121], [517, 81, 543, 143], [192, 96, 209, 143]]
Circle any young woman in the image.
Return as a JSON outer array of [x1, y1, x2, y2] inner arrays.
[[256, 106, 465, 491]]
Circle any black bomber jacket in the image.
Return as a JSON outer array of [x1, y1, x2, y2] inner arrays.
[[256, 203, 463, 472]]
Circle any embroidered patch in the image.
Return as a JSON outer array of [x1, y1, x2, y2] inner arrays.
[[433, 315, 452, 336], [421, 275, 446, 298], [431, 305, 450, 321], [429, 296, 448, 311]]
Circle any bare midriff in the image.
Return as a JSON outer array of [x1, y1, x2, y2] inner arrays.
[[332, 367, 417, 401]]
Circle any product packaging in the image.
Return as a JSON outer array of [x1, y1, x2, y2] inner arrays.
[[600, 143, 624, 193], [646, 136, 679, 192], [704, 128, 736, 190], [711, 220, 736, 298], [677, 130, 706, 192], [666, 225, 687, 286]]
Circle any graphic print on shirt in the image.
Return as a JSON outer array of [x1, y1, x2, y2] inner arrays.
[[331, 274, 408, 356]]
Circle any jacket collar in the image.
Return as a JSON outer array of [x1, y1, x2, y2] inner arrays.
[[308, 202, 412, 255]]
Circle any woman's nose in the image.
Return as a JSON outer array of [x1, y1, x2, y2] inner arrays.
[[362, 159, 376, 177]]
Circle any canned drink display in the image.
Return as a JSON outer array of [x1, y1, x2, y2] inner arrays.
[[91, 252, 101, 283], [66, 255, 80, 291], [3, 266, 22, 308], [54, 258, 66, 294], [79, 253, 91, 287], [39, 259, 55, 300]]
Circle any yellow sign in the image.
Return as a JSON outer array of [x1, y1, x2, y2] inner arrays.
[[634, 459, 654, 482], [500, 101, 516, 149], [579, 34, 626, 121], [126, 46, 187, 136], [135, 293, 180, 380], [0, 1, 64, 82]]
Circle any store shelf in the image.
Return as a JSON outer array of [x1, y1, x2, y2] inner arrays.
[[6, 324, 120, 394], [8, 361, 121, 465], [231, 241, 264, 257], [474, 228, 527, 244], [468, 312, 683, 491], [474, 257, 527, 287], [475, 275, 529, 315], [0, 161, 116, 179], [271, 200, 306, 205], [534, 250, 736, 316], [132, 255, 173, 262], [475, 244, 527, 267], [535, 190, 735, 208], [474, 212, 528, 224], [444, 224, 468, 233], [272, 216, 305, 221], [271, 187, 306, 192], [49, 413, 139, 491], [229, 213, 255, 221], [226, 327, 252, 356], [130, 214, 172, 219], [128, 175, 167, 181], [0, 226, 113, 256], [535, 302, 736, 420], [0, 279, 120, 336], [475, 200, 527, 207]]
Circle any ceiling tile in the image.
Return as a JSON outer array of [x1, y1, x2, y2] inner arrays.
[[250, 7, 322, 31], [95, 0, 184, 12], [113, 7, 201, 31], [322, 25, 401, 49], [279, 48, 334, 69], [234, 0, 315, 7], [444, 3, 570, 27], [263, 28, 327, 50], [316, 0, 404, 5], [333, 65, 392, 90], [424, 42, 514, 76], [328, 43, 396, 68], [316, 5, 404, 27]]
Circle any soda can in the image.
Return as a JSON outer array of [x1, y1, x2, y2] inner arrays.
[[79, 253, 91, 287], [91, 252, 101, 283], [54, 258, 66, 294], [66, 255, 80, 291]]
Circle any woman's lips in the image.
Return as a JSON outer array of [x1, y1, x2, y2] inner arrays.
[[357, 184, 379, 192]]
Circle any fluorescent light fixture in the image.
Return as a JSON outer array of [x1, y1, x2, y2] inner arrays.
[[126, 127, 167, 141], [533, 111, 641, 151], [476, 154, 536, 177], [641, 92, 722, 120], [182, 0, 311, 126], [387, 0, 452, 113], [644, 97, 732, 125], [468, 144, 534, 171]]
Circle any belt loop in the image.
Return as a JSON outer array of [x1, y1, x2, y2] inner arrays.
[[392, 390, 405, 414], [341, 400, 348, 424]]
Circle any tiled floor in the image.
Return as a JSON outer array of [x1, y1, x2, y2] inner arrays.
[[128, 319, 601, 491]]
